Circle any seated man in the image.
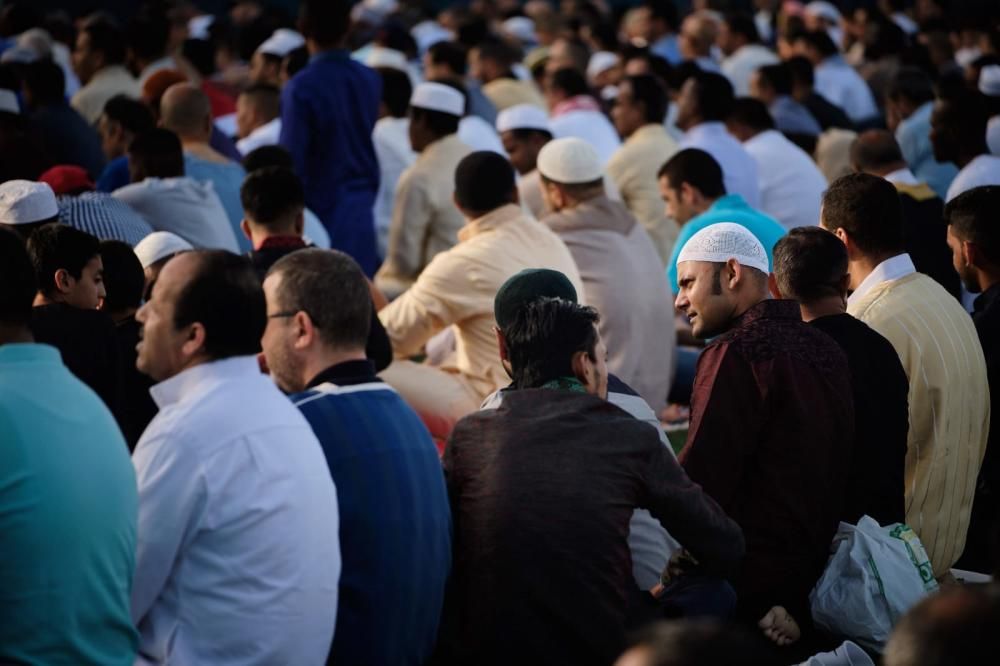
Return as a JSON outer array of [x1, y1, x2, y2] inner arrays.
[[771, 227, 909, 526], [0, 227, 138, 664], [261, 248, 451, 664], [378, 151, 581, 438], [441, 296, 744, 666], [235, 84, 281, 156], [675, 223, 853, 655]]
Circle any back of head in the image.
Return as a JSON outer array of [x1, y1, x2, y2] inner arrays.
[[693, 71, 734, 122], [98, 239, 144, 313], [376, 66, 412, 118], [454, 151, 516, 216], [727, 97, 774, 132], [127, 8, 169, 64], [724, 13, 760, 45], [82, 17, 126, 66], [240, 83, 281, 123], [888, 66, 935, 106], [494, 268, 579, 332], [428, 41, 468, 77], [800, 29, 838, 59], [476, 38, 518, 72], [945, 185, 1000, 266], [173, 251, 266, 361], [622, 619, 780, 666], [785, 55, 815, 88], [128, 128, 184, 180], [241, 166, 305, 232], [159, 83, 211, 140], [243, 144, 293, 174], [821, 173, 905, 258], [22, 59, 64, 107], [504, 297, 600, 389], [299, 0, 351, 49], [626, 74, 669, 124], [658, 148, 726, 198], [757, 62, 793, 96], [0, 226, 36, 327], [884, 585, 1000, 666], [850, 129, 905, 174], [935, 92, 990, 150], [103, 95, 155, 136], [268, 248, 371, 350], [27, 223, 100, 299], [550, 66, 591, 98], [772, 226, 848, 304]]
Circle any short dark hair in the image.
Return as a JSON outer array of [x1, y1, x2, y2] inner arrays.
[[887, 67, 935, 106], [81, 17, 126, 65], [509, 127, 553, 143], [756, 62, 793, 95], [625, 74, 669, 124], [98, 240, 144, 313], [454, 151, 516, 214], [728, 97, 774, 131], [427, 41, 468, 76], [850, 130, 905, 171], [476, 38, 518, 71], [504, 297, 600, 390], [658, 148, 726, 198], [773, 227, 848, 303], [239, 83, 280, 121], [786, 55, 815, 88], [724, 13, 760, 44], [945, 185, 1000, 265], [645, 0, 679, 30], [172, 251, 266, 360], [127, 9, 169, 62], [299, 0, 351, 48], [935, 93, 990, 152], [128, 128, 184, 179], [268, 248, 371, 350], [241, 167, 305, 230], [242, 144, 293, 173], [796, 29, 838, 58], [885, 586, 1000, 666], [22, 60, 64, 106], [411, 106, 460, 137], [103, 95, 155, 135], [549, 67, 590, 98], [821, 173, 905, 256], [182, 38, 216, 78], [0, 226, 36, 326], [27, 223, 100, 298], [623, 619, 777, 666], [376, 66, 412, 118], [691, 72, 734, 122]]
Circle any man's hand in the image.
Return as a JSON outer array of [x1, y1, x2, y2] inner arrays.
[[758, 606, 801, 646]]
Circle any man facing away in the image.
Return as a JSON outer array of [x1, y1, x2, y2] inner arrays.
[[675, 223, 854, 655], [0, 226, 138, 665], [131, 250, 340, 664], [771, 227, 909, 526], [261, 248, 451, 665], [439, 296, 744, 666], [822, 173, 990, 577]]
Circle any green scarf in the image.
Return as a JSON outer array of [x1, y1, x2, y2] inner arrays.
[[539, 377, 587, 393]]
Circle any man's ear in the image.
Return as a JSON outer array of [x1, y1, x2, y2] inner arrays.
[[293, 310, 315, 351], [725, 258, 742, 288], [768, 272, 783, 299], [240, 219, 253, 241], [182, 322, 207, 359], [964, 240, 980, 269], [570, 349, 595, 390], [54, 268, 73, 294]]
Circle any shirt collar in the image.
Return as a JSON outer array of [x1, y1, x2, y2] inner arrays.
[[150, 355, 261, 410], [309, 48, 350, 64], [458, 203, 523, 242], [883, 167, 919, 186], [847, 253, 916, 306], [708, 193, 747, 212], [255, 235, 307, 252], [306, 359, 380, 388], [683, 121, 727, 142]]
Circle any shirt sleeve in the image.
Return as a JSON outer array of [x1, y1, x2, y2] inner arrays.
[[378, 255, 467, 358]]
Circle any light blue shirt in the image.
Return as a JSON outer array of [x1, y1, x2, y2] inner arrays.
[[668, 194, 787, 292], [184, 154, 250, 252], [895, 102, 958, 200], [0, 343, 138, 665]]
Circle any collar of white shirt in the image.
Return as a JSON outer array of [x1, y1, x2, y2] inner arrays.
[[848, 253, 916, 306], [883, 167, 919, 186], [150, 355, 261, 410], [682, 121, 728, 144]]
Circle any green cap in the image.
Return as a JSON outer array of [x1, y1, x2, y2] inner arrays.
[[493, 268, 578, 330]]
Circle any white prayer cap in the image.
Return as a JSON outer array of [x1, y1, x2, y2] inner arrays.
[[536, 137, 603, 184], [133, 231, 194, 269], [587, 51, 619, 82], [979, 65, 1000, 97], [0, 180, 58, 226], [410, 82, 464, 117], [804, 1, 842, 24], [496, 104, 550, 134], [188, 15, 215, 41], [677, 222, 769, 274], [0, 89, 19, 114], [412, 21, 454, 55], [366, 46, 409, 73], [351, 0, 398, 23], [503, 17, 537, 45], [256, 29, 305, 58]]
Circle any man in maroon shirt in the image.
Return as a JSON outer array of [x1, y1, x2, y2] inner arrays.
[[674, 223, 854, 658]]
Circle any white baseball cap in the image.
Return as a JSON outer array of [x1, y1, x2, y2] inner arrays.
[[536, 137, 603, 184], [133, 231, 194, 269], [256, 29, 305, 58], [676, 222, 769, 274], [496, 104, 550, 134], [410, 82, 464, 117], [0, 180, 58, 226]]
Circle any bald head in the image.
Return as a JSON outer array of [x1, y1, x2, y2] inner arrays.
[[159, 83, 212, 142], [850, 129, 906, 177]]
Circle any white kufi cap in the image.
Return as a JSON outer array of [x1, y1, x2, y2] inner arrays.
[[503, 17, 537, 45], [134, 231, 194, 269], [0, 180, 58, 225], [188, 15, 215, 41], [676, 222, 769, 274], [496, 104, 550, 133], [587, 51, 619, 81], [256, 29, 305, 58], [536, 137, 603, 184], [410, 82, 464, 117], [805, 1, 842, 23], [979, 65, 1000, 97], [366, 46, 409, 72]]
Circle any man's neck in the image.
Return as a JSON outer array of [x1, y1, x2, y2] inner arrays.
[[798, 296, 846, 323], [0, 324, 33, 345], [871, 161, 907, 178], [303, 348, 369, 387], [249, 229, 302, 251], [977, 270, 1000, 294], [848, 252, 894, 291], [183, 141, 227, 164], [33, 293, 59, 307]]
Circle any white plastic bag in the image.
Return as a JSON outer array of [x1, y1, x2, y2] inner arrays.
[[809, 516, 938, 651]]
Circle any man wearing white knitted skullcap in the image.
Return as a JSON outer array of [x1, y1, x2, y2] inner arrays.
[[537, 137, 676, 413], [675, 220, 855, 653]]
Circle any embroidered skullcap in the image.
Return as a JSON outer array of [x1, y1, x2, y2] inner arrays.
[[0, 180, 58, 225], [536, 137, 603, 184], [676, 222, 769, 273]]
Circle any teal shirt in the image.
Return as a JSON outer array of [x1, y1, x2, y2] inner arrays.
[[0, 344, 138, 665], [667, 194, 788, 292]]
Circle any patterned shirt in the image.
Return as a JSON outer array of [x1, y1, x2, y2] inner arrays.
[[58, 192, 153, 246]]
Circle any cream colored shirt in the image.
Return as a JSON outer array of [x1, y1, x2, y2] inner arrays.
[[848, 268, 990, 575], [606, 124, 679, 264], [375, 134, 473, 299], [70, 65, 141, 126], [379, 204, 583, 402], [482, 78, 545, 112]]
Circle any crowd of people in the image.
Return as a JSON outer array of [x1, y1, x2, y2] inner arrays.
[[1, 0, 1000, 664]]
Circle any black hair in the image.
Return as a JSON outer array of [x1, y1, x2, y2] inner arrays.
[[127, 8, 169, 62], [428, 41, 468, 76], [786, 55, 815, 88], [476, 38, 519, 72], [887, 66, 934, 105], [850, 130, 905, 171], [454, 151, 517, 214], [821, 173, 905, 257], [658, 148, 726, 199], [645, 0, 679, 31], [625, 74, 669, 124], [98, 239, 144, 313], [284, 46, 310, 79], [239, 83, 281, 120], [727, 97, 774, 131], [757, 62, 793, 96], [411, 106, 461, 137], [945, 185, 1000, 265], [0, 225, 36, 326], [772, 227, 849, 303], [182, 38, 216, 78], [172, 251, 266, 360], [691, 71, 734, 122], [22, 59, 64, 107], [795, 29, 838, 58], [509, 127, 554, 142], [81, 17, 126, 66], [242, 144, 294, 173], [505, 297, 600, 390], [298, 0, 351, 48], [240, 166, 305, 229], [376, 67, 412, 118], [549, 67, 590, 98], [885, 586, 1000, 666], [27, 223, 100, 298], [103, 95, 155, 135], [935, 92, 990, 151], [128, 128, 184, 179], [623, 619, 778, 666], [724, 13, 760, 44]]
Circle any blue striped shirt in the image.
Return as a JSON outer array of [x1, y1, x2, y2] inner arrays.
[[58, 192, 153, 246]]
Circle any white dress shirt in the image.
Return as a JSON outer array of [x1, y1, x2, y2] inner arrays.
[[721, 44, 779, 96], [945, 153, 1000, 202], [549, 109, 622, 166], [883, 167, 920, 186], [743, 129, 826, 230], [680, 122, 761, 208], [132, 356, 340, 666], [458, 115, 505, 155], [814, 56, 879, 123], [848, 253, 916, 306], [236, 117, 281, 156], [372, 116, 417, 258]]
